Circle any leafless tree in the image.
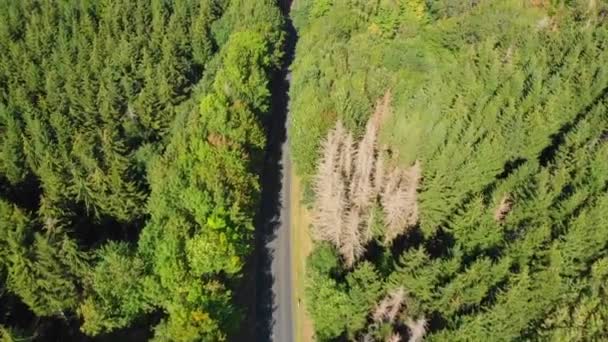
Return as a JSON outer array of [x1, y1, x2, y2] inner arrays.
[[360, 207, 375, 247], [341, 208, 364, 267], [367, 287, 428, 342], [341, 131, 355, 182], [386, 287, 406, 323], [312, 121, 347, 245], [494, 194, 512, 223], [405, 317, 427, 342], [351, 115, 378, 209], [386, 333, 402, 342], [374, 147, 386, 194], [351, 92, 391, 207], [373, 287, 406, 323], [381, 161, 421, 244], [312, 91, 421, 264], [373, 297, 390, 323]]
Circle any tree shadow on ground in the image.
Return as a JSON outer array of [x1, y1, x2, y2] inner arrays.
[[233, 1, 298, 341]]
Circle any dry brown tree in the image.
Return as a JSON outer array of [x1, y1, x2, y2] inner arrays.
[[374, 147, 387, 194], [373, 287, 406, 323], [368, 287, 428, 342], [381, 161, 421, 244], [351, 92, 391, 207], [341, 208, 365, 267], [404, 317, 427, 342], [350, 114, 378, 208], [312, 119, 366, 266], [346, 92, 392, 256], [386, 333, 402, 342], [312, 91, 420, 266], [312, 121, 348, 245], [341, 131, 355, 181], [345, 121, 378, 256], [493, 194, 512, 223]]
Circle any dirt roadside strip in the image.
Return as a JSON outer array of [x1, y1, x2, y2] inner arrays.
[[290, 174, 314, 342]]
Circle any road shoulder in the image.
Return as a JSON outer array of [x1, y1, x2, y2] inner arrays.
[[290, 173, 315, 342]]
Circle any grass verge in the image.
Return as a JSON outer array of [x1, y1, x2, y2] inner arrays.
[[290, 173, 315, 342]]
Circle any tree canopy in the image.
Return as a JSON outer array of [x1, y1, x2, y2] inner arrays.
[[3, 0, 608, 340], [290, 0, 608, 340], [0, 0, 284, 340]]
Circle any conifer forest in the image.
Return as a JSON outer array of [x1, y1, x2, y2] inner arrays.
[[2, 0, 608, 341]]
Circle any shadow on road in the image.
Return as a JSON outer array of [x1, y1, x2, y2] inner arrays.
[[251, 1, 298, 341]]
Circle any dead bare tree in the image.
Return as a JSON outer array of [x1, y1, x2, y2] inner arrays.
[[351, 92, 391, 208], [343, 94, 393, 263], [312, 121, 347, 245], [341, 208, 364, 267], [312, 90, 420, 265], [494, 194, 512, 223], [386, 287, 406, 323], [360, 208, 375, 248], [405, 317, 427, 342], [351, 117, 378, 209], [369, 287, 428, 342], [374, 147, 386, 194], [373, 287, 406, 323], [381, 161, 421, 244], [341, 132, 355, 182], [386, 333, 402, 342]]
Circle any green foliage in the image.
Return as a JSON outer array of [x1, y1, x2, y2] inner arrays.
[[308, 242, 341, 275], [79, 242, 151, 336], [293, 0, 608, 340], [136, 2, 283, 339], [307, 247, 384, 340], [0, 0, 284, 339], [0, 105, 26, 183], [306, 271, 350, 341], [0, 200, 88, 317], [344, 263, 382, 336], [0, 325, 32, 342], [0, 0, 229, 222]]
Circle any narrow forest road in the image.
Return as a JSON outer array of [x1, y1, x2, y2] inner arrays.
[[255, 1, 297, 341], [268, 4, 297, 341], [270, 135, 294, 342]]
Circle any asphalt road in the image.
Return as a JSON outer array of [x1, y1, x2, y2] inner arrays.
[[269, 121, 294, 342], [254, 1, 297, 341], [269, 2, 297, 341]]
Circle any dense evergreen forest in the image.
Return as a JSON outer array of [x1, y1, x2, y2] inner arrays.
[[290, 0, 608, 341], [0, 0, 284, 340], [2, 0, 608, 341]]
